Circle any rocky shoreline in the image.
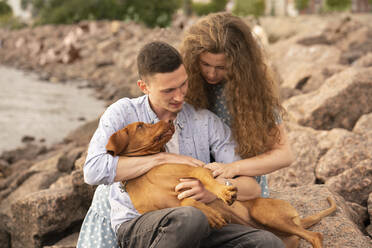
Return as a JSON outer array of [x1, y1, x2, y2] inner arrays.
[[0, 14, 371, 248]]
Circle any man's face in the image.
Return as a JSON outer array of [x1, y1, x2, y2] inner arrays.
[[199, 52, 227, 85], [140, 65, 188, 117]]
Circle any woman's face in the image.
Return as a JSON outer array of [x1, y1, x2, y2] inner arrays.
[[199, 52, 227, 85]]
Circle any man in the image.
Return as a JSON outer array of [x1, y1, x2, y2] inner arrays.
[[81, 41, 285, 248]]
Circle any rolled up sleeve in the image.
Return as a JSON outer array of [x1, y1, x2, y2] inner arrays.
[[83, 101, 128, 185]]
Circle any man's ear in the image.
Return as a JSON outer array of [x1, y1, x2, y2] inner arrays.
[[106, 128, 129, 156], [137, 80, 149, 94]]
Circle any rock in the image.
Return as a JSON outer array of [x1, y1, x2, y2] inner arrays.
[[283, 67, 372, 130], [353, 52, 372, 68], [271, 185, 372, 248], [345, 201, 368, 231], [269, 122, 320, 189], [43, 232, 79, 248], [0, 159, 10, 179], [0, 143, 48, 164], [368, 193, 372, 238], [353, 113, 372, 135], [10, 170, 94, 248], [0, 213, 10, 248], [339, 27, 372, 65], [0, 160, 35, 200], [21, 135, 35, 143], [279, 86, 301, 102], [63, 118, 99, 147], [316, 132, 370, 182], [270, 41, 341, 90], [325, 159, 372, 206], [0, 170, 62, 216], [367, 224, 372, 238], [57, 147, 85, 173]]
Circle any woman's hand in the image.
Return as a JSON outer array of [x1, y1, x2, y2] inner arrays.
[[204, 162, 237, 178], [175, 178, 217, 203]]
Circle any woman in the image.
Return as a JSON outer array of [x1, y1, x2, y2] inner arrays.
[[181, 12, 293, 198]]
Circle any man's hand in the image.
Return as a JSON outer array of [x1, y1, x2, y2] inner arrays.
[[175, 178, 216, 203], [158, 153, 205, 167], [204, 162, 237, 178]]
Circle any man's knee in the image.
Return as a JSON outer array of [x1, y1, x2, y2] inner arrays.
[[254, 230, 285, 248], [164, 206, 209, 233]]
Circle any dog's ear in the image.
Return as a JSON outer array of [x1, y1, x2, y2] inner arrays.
[[106, 128, 129, 156]]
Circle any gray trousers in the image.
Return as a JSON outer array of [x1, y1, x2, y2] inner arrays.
[[116, 206, 285, 248]]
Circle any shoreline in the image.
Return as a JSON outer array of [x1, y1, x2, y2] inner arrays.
[[0, 65, 106, 154]]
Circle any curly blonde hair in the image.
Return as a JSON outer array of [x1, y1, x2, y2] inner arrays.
[[181, 12, 284, 158]]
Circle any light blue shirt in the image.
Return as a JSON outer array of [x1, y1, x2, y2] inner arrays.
[[83, 95, 241, 232]]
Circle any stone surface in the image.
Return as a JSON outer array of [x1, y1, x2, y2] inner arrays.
[[57, 147, 85, 173], [326, 159, 372, 206], [283, 67, 372, 131], [353, 52, 372, 67], [345, 201, 368, 231], [353, 113, 372, 135], [316, 132, 370, 182], [269, 123, 319, 189], [43, 232, 78, 248], [10, 170, 93, 248]]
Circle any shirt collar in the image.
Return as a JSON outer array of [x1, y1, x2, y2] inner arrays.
[[144, 95, 158, 124], [144, 95, 185, 130]]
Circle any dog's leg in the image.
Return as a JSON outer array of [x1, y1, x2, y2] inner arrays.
[[280, 235, 300, 248], [180, 198, 227, 229], [244, 198, 324, 248], [301, 197, 336, 228], [187, 167, 237, 205]]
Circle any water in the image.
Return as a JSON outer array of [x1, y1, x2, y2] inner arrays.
[[0, 66, 106, 153]]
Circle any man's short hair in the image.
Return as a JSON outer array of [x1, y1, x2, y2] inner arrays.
[[137, 41, 183, 80]]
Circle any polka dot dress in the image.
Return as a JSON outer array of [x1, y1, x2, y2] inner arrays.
[[77, 185, 119, 248]]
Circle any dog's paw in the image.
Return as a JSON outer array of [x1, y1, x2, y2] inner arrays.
[[218, 186, 237, 206], [205, 208, 227, 229]]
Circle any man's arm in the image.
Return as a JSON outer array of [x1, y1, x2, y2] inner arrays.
[[114, 153, 205, 182]]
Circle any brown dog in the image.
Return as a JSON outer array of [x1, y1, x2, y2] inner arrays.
[[106, 121, 336, 248]]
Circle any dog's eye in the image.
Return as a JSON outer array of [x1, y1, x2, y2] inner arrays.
[[137, 123, 144, 129]]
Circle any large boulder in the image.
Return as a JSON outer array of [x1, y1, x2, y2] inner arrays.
[[315, 132, 370, 182], [283, 67, 372, 130], [270, 40, 341, 90], [10, 170, 94, 248], [325, 159, 372, 206]]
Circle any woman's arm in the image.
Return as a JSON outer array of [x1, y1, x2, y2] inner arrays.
[[205, 124, 294, 178]]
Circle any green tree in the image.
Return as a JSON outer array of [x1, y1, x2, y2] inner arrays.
[[295, 0, 309, 11], [325, 0, 351, 11], [21, 0, 181, 27], [0, 0, 12, 16], [192, 0, 227, 16], [233, 0, 265, 17], [124, 0, 181, 27]]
